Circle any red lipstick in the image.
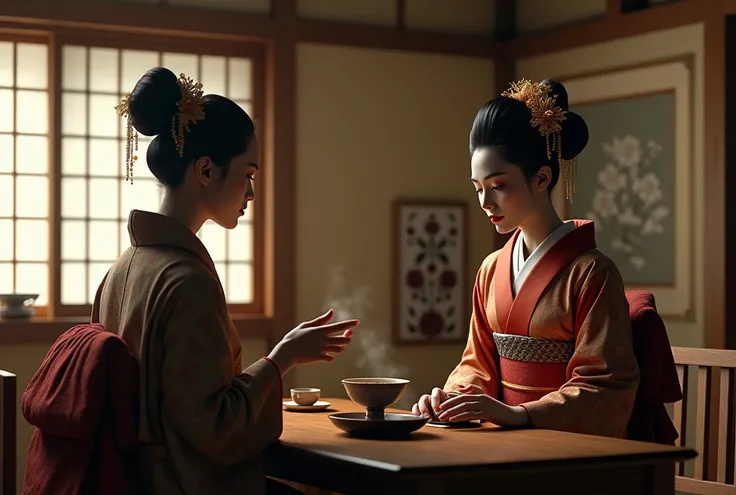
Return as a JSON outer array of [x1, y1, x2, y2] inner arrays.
[[490, 215, 504, 224]]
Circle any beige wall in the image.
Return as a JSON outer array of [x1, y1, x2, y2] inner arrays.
[[516, 23, 705, 348], [292, 43, 494, 409]]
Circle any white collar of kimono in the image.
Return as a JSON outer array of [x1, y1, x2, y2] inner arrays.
[[512, 220, 577, 296]]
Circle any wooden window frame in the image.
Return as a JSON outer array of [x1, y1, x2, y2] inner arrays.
[[0, 26, 275, 341], [0, 31, 52, 318]]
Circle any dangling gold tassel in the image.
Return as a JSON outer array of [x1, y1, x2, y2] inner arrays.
[[560, 157, 577, 203], [115, 92, 138, 184], [556, 130, 576, 203]]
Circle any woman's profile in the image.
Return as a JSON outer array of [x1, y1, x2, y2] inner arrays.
[[93, 67, 359, 494], [413, 79, 640, 438]]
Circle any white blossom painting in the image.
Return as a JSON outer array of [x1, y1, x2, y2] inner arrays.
[[558, 59, 694, 320], [568, 92, 675, 286]]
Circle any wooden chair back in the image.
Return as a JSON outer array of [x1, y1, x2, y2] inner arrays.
[[671, 346, 736, 494], [0, 370, 16, 495]]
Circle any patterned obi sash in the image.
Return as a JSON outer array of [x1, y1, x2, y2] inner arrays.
[[492, 332, 574, 406]]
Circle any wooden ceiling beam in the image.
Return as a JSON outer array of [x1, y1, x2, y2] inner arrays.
[[503, 0, 711, 59], [297, 19, 496, 58], [0, 0, 275, 42]]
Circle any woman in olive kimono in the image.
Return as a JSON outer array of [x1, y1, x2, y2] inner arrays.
[[94, 67, 359, 495], [412, 79, 640, 438]]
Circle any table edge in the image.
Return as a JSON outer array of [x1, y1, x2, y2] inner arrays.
[[267, 441, 697, 475]]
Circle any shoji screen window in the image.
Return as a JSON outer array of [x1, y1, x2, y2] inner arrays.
[[0, 40, 50, 313], [60, 45, 257, 310]]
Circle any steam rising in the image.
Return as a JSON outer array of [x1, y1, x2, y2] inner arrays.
[[322, 266, 414, 409]]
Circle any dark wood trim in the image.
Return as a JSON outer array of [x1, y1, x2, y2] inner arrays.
[[606, 0, 622, 18], [251, 44, 268, 319], [297, 19, 496, 58], [502, 0, 708, 59], [494, 0, 516, 42], [0, 29, 47, 43], [706, 11, 726, 350], [50, 28, 265, 58], [266, 0, 297, 350], [396, 0, 406, 31], [0, 0, 274, 42], [49, 34, 61, 318], [0, 0, 498, 58]]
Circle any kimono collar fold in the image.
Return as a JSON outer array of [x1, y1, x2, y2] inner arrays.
[[495, 219, 597, 336], [127, 209, 216, 276]]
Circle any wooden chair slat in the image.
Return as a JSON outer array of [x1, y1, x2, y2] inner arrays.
[[672, 347, 736, 494], [675, 476, 736, 495], [696, 366, 713, 479], [717, 368, 732, 483], [676, 363, 690, 476]]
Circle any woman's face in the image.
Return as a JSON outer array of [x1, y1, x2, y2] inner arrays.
[[203, 136, 260, 230], [470, 147, 548, 235]]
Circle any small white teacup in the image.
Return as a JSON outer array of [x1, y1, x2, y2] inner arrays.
[[291, 388, 321, 406]]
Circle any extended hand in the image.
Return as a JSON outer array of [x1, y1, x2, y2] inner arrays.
[[436, 384, 529, 427], [269, 309, 359, 374]]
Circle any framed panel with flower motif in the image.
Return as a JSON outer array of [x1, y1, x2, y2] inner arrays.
[[552, 58, 694, 320], [392, 199, 468, 344]]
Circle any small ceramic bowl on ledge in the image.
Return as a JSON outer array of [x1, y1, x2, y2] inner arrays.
[[0, 293, 39, 320], [290, 388, 321, 406]]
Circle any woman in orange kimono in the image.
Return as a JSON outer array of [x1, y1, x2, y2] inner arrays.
[[412, 79, 640, 438]]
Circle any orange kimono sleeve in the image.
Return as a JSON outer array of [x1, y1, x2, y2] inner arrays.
[[443, 264, 501, 399], [521, 262, 640, 438]]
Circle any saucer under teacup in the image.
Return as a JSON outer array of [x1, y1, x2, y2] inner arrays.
[[282, 400, 331, 412], [328, 412, 428, 439]]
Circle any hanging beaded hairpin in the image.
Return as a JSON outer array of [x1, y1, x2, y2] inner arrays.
[[501, 79, 577, 202], [115, 72, 206, 184], [114, 92, 138, 184]]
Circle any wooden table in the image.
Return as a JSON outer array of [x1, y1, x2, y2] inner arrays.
[[263, 398, 696, 495]]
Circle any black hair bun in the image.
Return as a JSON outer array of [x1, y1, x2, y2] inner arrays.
[[128, 67, 181, 137], [541, 79, 589, 160]]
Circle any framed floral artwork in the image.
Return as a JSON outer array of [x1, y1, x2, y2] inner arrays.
[[392, 199, 468, 344], [552, 58, 694, 320]]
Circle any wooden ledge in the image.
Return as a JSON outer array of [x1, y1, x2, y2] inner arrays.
[[0, 314, 274, 345]]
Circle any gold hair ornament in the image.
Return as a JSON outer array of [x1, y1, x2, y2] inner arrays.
[[172, 73, 205, 158], [114, 72, 206, 183], [502, 79, 577, 202], [114, 92, 138, 184]]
